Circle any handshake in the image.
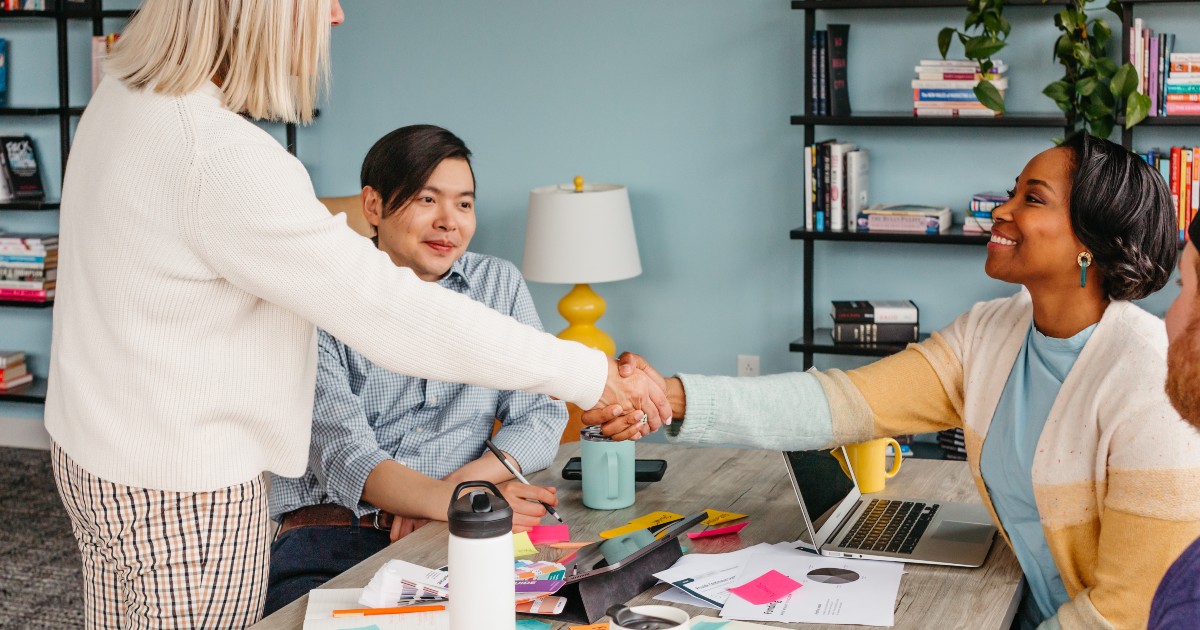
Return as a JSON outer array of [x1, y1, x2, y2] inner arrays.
[[586, 352, 682, 441]]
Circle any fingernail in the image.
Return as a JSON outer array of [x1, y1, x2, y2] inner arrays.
[[613, 407, 623, 417], [664, 417, 673, 425]]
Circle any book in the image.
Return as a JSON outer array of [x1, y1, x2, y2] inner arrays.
[[0, 287, 53, 301], [1150, 34, 1159, 117], [1167, 94, 1200, 102], [826, 24, 851, 116], [845, 149, 869, 233], [914, 88, 998, 102], [1166, 102, 1200, 115], [803, 146, 813, 230], [832, 322, 919, 344], [0, 373, 32, 390], [828, 141, 855, 231], [0, 136, 44, 199], [917, 59, 1007, 70], [0, 233, 57, 247], [856, 203, 952, 234], [0, 362, 26, 381], [911, 78, 1009, 90], [831, 300, 919, 324], [816, 30, 827, 116], [0, 350, 24, 368], [0, 39, 7, 108], [914, 107, 1001, 117], [912, 100, 992, 109]]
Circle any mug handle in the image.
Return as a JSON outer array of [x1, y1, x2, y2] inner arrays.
[[883, 438, 903, 479], [606, 452, 619, 500]]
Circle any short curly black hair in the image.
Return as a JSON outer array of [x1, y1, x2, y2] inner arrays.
[[1063, 132, 1178, 301]]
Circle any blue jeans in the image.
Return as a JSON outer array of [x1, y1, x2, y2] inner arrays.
[[264, 525, 390, 615]]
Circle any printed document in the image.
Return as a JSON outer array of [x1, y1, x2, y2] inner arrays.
[[303, 589, 449, 630], [652, 543, 770, 608]]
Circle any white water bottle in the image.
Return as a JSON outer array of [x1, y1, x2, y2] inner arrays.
[[448, 481, 515, 630]]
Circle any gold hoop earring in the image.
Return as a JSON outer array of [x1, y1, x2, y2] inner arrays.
[[1077, 251, 1093, 288]]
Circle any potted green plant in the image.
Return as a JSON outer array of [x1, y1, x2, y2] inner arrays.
[[939, 0, 1149, 138]]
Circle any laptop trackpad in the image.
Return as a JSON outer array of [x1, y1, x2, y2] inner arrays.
[[931, 521, 994, 544]]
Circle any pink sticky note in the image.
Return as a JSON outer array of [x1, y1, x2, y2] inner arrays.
[[687, 522, 749, 539], [728, 570, 803, 606], [528, 524, 571, 545]]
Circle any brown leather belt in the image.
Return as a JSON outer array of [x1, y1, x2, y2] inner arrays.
[[277, 504, 394, 537]]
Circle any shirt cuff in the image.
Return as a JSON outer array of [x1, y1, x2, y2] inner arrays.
[[328, 449, 391, 517]]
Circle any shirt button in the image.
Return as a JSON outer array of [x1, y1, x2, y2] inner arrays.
[[415, 428, 424, 434], [430, 396, 438, 405]]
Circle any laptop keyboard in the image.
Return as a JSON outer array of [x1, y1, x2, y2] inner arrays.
[[841, 499, 939, 555]]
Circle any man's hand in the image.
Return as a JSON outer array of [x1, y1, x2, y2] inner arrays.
[[388, 515, 430, 543], [591, 354, 671, 441], [585, 353, 670, 441], [497, 481, 558, 532]]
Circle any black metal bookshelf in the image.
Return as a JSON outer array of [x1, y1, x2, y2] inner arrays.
[[0, 377, 48, 404], [792, 0, 1200, 367]]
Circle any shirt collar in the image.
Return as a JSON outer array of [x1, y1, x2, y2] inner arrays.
[[436, 256, 471, 291]]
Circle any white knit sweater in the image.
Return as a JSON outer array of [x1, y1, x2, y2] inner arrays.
[[45, 78, 607, 492]]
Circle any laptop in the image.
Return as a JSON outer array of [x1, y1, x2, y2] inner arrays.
[[781, 447, 997, 567]]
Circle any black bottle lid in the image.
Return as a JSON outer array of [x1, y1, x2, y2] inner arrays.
[[448, 480, 512, 539]]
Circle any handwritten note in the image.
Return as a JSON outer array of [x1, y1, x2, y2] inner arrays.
[[728, 570, 803, 606], [528, 524, 570, 544], [513, 531, 538, 557], [687, 522, 749, 539], [599, 511, 684, 539], [703, 510, 748, 527]]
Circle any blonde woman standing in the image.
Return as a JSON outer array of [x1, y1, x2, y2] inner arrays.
[[46, 1, 667, 626]]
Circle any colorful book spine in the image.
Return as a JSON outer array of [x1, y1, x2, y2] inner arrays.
[[1166, 102, 1200, 115]]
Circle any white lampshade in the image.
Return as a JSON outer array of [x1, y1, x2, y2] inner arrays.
[[522, 182, 642, 284]]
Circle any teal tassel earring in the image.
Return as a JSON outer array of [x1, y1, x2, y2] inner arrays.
[[1077, 251, 1092, 288]]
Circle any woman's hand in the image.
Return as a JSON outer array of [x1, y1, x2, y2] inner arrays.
[[584, 352, 675, 440], [497, 481, 558, 532], [593, 355, 672, 439]]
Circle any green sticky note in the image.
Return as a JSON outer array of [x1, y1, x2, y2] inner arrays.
[[516, 620, 552, 630], [513, 531, 538, 557], [691, 622, 730, 630]]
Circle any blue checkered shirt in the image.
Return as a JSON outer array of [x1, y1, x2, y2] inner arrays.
[[268, 252, 568, 520]]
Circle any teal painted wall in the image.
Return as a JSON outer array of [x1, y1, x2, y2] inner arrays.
[[1, 1, 1198, 427]]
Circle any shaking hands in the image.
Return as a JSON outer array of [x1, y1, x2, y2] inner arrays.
[[587, 352, 674, 441]]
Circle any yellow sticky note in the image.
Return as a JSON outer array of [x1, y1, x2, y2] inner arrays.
[[703, 509, 748, 527], [599, 511, 685, 539], [513, 531, 538, 557], [569, 624, 610, 630]]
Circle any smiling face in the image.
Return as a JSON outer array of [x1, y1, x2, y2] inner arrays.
[[985, 147, 1089, 291], [365, 158, 477, 282]]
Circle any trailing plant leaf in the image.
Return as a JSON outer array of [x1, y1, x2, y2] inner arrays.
[[1125, 93, 1151, 128], [937, 0, 1008, 113], [975, 81, 1007, 113]]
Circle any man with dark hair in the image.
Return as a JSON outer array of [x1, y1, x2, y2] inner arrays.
[[263, 125, 567, 614], [1150, 219, 1200, 628]]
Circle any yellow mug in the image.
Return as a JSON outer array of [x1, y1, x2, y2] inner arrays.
[[832, 438, 903, 494]]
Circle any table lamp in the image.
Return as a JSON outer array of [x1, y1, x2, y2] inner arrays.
[[522, 176, 642, 358]]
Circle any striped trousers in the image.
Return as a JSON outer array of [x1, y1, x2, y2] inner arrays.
[[52, 443, 271, 629]]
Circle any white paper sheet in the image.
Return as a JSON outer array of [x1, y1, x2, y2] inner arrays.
[[651, 543, 770, 608], [652, 586, 721, 609], [719, 543, 905, 627], [303, 589, 449, 630], [359, 560, 449, 608]]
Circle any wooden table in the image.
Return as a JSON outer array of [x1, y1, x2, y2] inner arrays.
[[251, 443, 1022, 629]]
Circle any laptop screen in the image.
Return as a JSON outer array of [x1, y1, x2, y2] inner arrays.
[[783, 449, 857, 533]]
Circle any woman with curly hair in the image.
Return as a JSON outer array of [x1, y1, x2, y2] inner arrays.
[[593, 133, 1200, 629]]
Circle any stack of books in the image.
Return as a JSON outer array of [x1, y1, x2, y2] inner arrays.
[[830, 300, 919, 345], [808, 24, 851, 117], [912, 59, 1007, 118], [1140, 148, 1199, 241], [0, 233, 56, 303], [963, 192, 1008, 234], [855, 203, 951, 235], [1167, 53, 1200, 117], [938, 428, 966, 461], [803, 139, 868, 232], [2, 1, 48, 10], [0, 350, 32, 391]]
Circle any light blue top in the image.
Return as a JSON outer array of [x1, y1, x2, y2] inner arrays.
[[981, 322, 1096, 628], [268, 252, 568, 520]]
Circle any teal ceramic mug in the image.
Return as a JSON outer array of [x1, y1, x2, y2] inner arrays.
[[580, 426, 636, 510]]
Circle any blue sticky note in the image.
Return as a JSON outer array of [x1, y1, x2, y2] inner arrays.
[[516, 621, 552, 630], [691, 622, 730, 630]]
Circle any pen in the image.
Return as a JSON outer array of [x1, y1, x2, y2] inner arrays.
[[483, 438, 564, 523], [331, 605, 446, 617]]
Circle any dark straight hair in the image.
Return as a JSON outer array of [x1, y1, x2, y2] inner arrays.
[[360, 124, 474, 221], [1063, 132, 1177, 301]]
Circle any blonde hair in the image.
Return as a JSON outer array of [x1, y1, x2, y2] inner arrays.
[[105, 0, 330, 123]]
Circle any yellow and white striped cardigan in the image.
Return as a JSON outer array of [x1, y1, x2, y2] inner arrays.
[[673, 292, 1200, 629]]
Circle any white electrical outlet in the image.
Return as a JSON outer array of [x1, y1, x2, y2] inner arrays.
[[737, 355, 760, 377]]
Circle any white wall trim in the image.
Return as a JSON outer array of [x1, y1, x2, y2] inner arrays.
[[0, 415, 50, 450]]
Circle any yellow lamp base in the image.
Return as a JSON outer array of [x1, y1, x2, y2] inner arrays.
[[555, 283, 616, 356]]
